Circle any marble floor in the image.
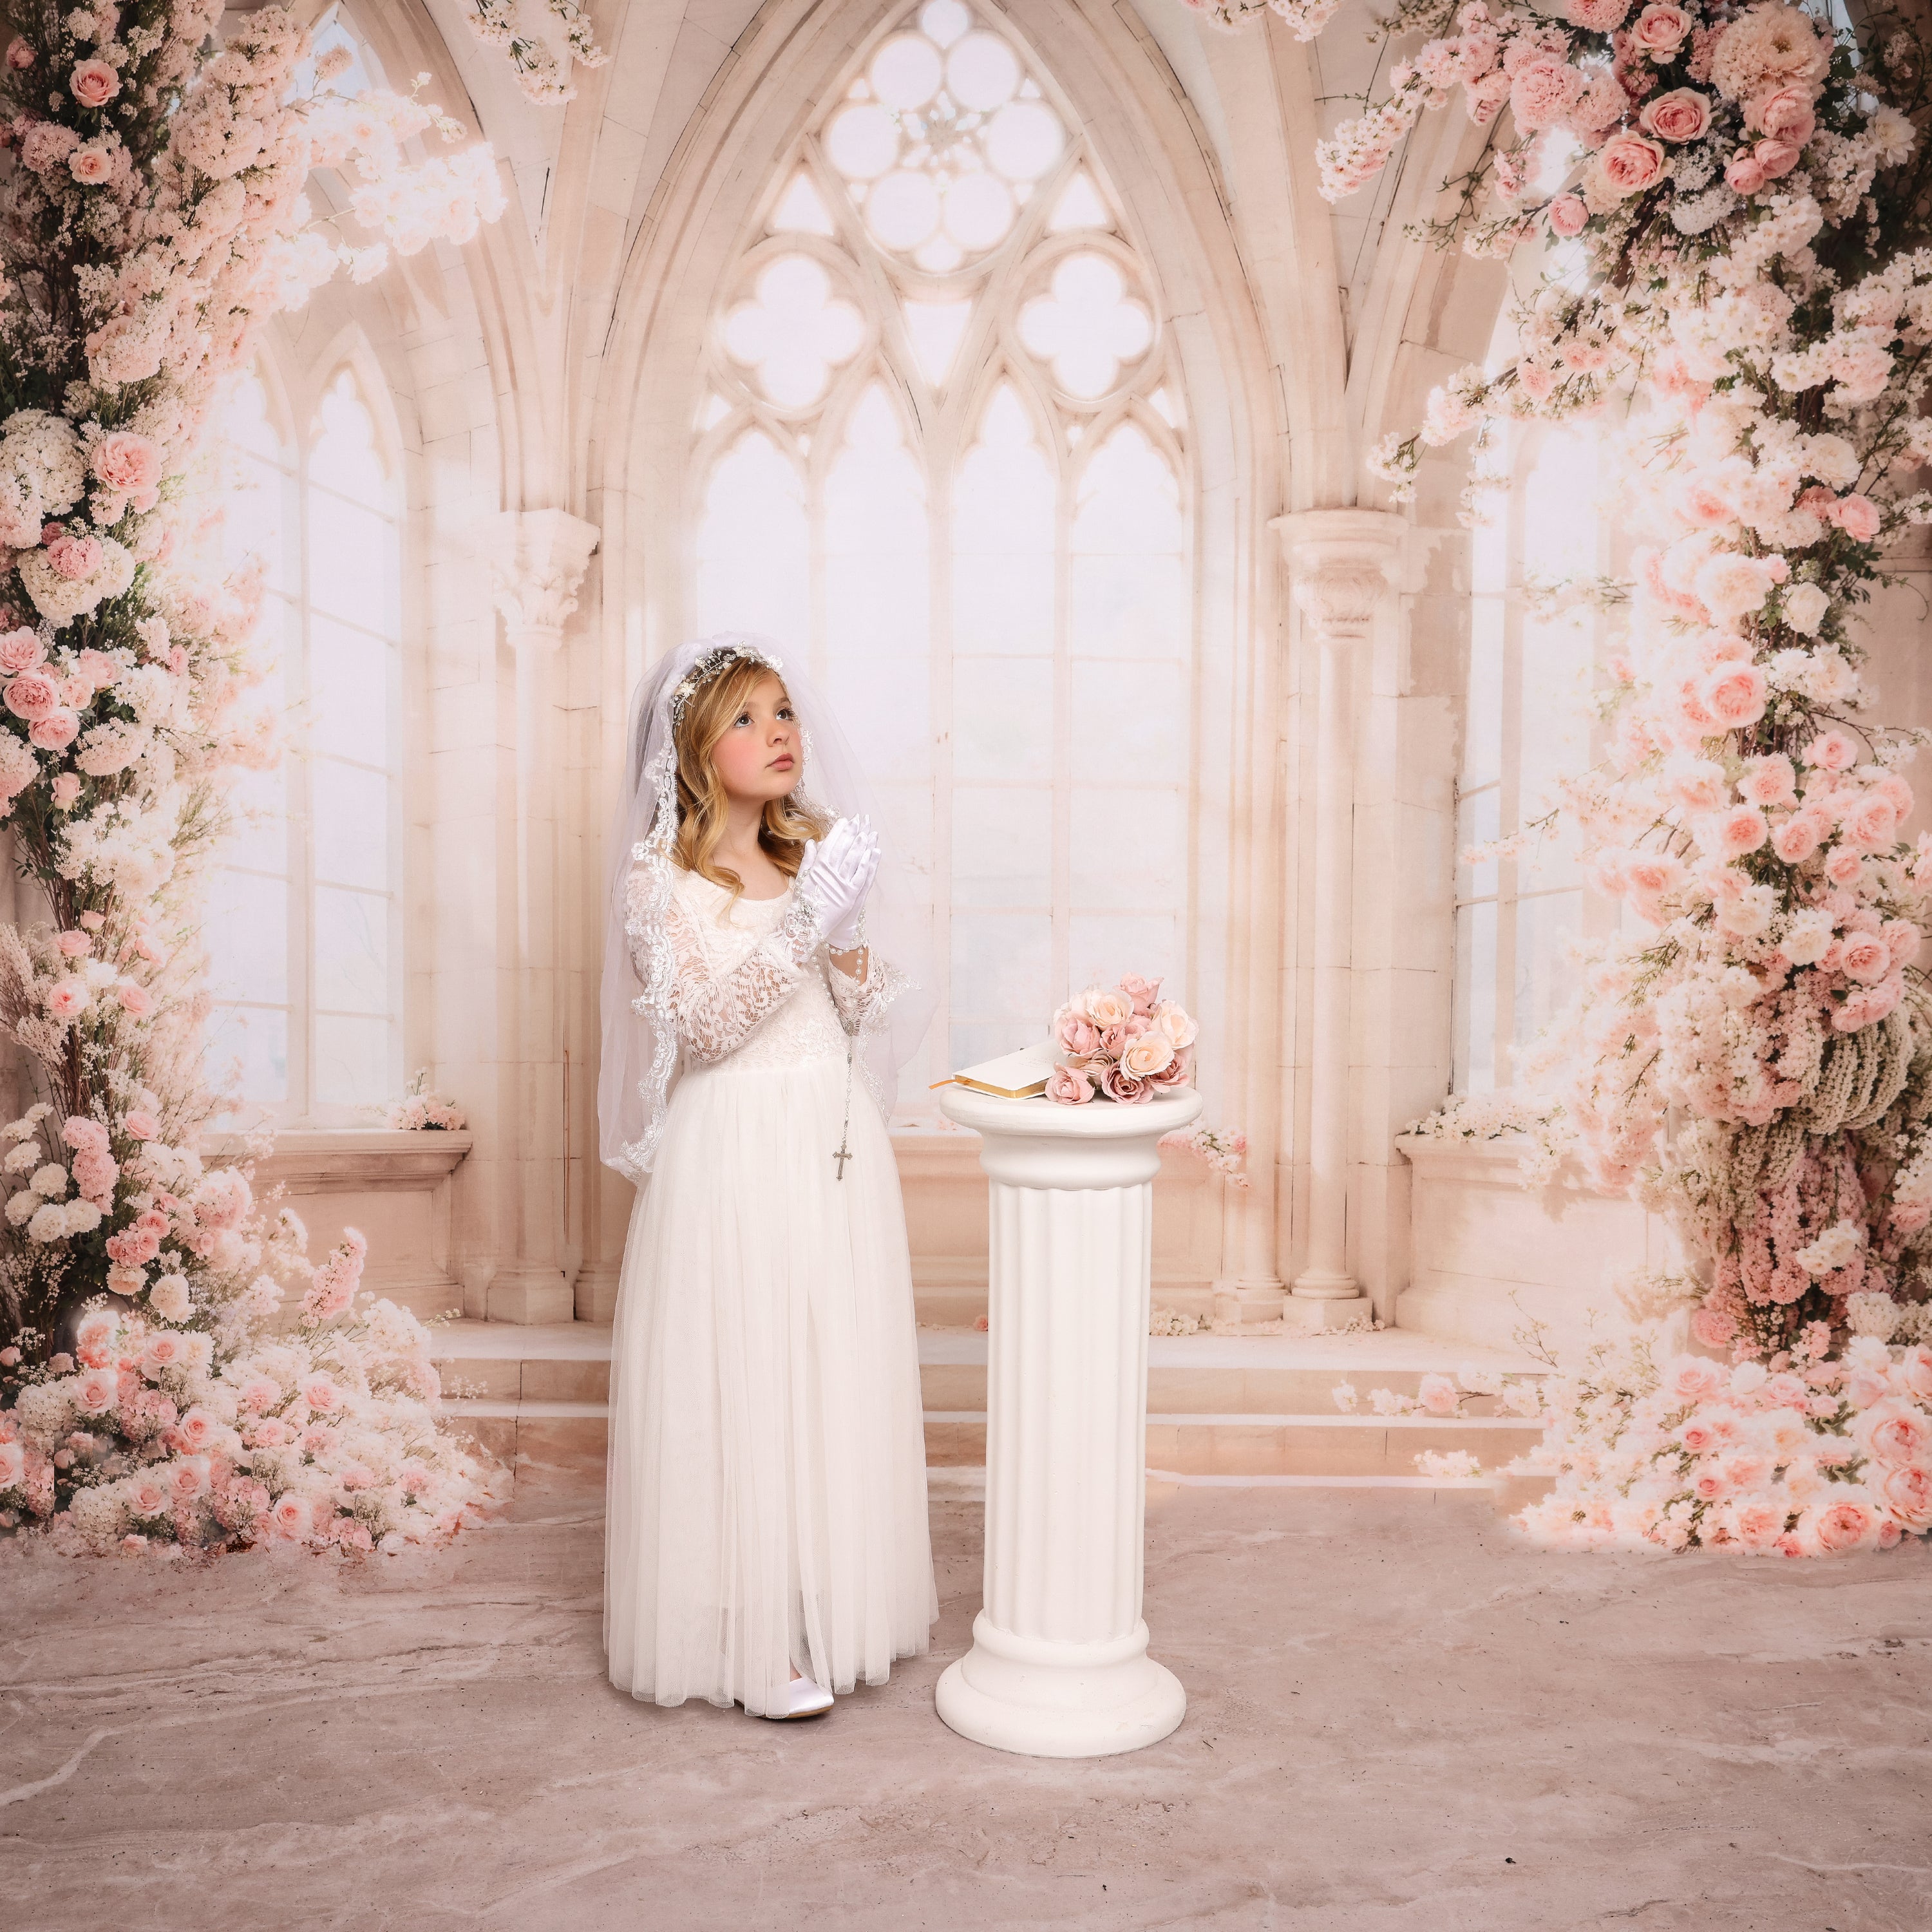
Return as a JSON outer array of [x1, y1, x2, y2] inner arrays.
[[4, 1448, 1927, 1932]]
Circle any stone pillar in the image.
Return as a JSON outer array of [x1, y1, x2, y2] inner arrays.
[[475, 508, 600, 1324], [1274, 509, 1405, 1317], [933, 1082, 1202, 1759]]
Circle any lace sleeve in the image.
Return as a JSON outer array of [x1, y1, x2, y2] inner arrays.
[[829, 945, 912, 1038], [661, 887, 826, 1065]]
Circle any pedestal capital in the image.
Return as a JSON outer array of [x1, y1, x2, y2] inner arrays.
[[475, 507, 601, 653], [936, 1085, 1204, 1191], [1270, 507, 1406, 647]]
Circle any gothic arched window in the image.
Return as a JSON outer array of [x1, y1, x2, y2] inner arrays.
[[690, 0, 1191, 1102], [205, 361, 405, 1122]]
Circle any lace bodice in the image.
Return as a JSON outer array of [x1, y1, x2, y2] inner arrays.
[[627, 865, 891, 1074]]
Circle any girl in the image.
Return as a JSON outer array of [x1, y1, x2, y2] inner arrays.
[[598, 634, 938, 1719]]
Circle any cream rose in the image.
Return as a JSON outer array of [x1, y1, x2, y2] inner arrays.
[[1122, 1033, 1176, 1079]]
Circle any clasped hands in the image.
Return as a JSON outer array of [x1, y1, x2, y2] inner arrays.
[[797, 815, 879, 952]]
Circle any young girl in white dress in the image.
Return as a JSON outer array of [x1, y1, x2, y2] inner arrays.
[[597, 634, 938, 1720]]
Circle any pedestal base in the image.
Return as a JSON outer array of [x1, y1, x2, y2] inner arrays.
[[936, 1613, 1186, 1759]]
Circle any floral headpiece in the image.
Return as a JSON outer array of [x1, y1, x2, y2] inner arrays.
[[668, 639, 782, 726]]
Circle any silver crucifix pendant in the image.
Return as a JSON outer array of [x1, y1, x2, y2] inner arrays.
[[833, 1137, 851, 1180]]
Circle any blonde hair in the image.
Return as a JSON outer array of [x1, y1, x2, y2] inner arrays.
[[672, 658, 828, 902]]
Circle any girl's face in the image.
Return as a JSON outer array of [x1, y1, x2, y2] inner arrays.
[[708, 674, 799, 804]]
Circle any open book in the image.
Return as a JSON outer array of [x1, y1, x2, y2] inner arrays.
[[937, 1041, 1059, 1101]]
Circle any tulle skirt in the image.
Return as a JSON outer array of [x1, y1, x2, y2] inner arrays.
[[603, 1049, 937, 1715]]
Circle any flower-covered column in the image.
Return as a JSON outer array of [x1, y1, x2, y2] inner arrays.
[[1277, 510, 1405, 1315], [477, 509, 600, 1323]]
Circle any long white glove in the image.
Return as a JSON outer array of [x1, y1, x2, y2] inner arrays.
[[796, 815, 879, 951]]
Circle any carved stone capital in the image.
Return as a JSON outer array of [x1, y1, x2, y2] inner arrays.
[[1271, 508, 1406, 647], [475, 508, 601, 652]]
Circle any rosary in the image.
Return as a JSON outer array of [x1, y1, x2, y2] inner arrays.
[[833, 922, 865, 1182], [834, 1036, 855, 1182]]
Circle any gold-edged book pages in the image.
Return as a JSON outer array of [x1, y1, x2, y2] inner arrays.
[[941, 1041, 1059, 1101]]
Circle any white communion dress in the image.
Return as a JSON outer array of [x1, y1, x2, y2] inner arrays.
[[603, 863, 938, 1715]]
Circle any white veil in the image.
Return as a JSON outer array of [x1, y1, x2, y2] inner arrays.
[[598, 632, 936, 1180]]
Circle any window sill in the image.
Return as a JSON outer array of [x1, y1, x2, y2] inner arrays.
[[206, 1126, 474, 1190]]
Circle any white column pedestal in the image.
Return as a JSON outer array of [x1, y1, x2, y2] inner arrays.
[[933, 1083, 1202, 1759]]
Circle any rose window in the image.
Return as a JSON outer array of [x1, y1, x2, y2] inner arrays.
[[823, 0, 1066, 272]]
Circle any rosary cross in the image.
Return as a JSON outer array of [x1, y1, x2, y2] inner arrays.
[[833, 1135, 851, 1181]]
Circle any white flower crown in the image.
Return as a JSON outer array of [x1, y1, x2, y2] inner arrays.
[[668, 640, 783, 725]]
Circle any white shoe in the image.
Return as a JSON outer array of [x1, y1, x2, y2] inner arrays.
[[764, 1674, 834, 1720]]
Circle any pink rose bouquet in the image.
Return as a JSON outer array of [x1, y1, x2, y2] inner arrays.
[[1048, 974, 1197, 1106]]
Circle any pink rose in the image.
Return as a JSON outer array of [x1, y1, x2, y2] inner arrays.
[[1839, 932, 1891, 984], [1701, 661, 1767, 730], [1639, 86, 1711, 140], [1117, 972, 1162, 1016], [1725, 151, 1768, 194], [1732, 1496, 1788, 1549], [176, 1405, 221, 1452], [1739, 754, 1796, 807], [5, 669, 58, 720], [91, 430, 161, 498], [1750, 82, 1816, 143], [1054, 1006, 1102, 1057], [1101, 1065, 1153, 1104], [1045, 1064, 1094, 1106], [1804, 731, 1858, 772], [1808, 1493, 1880, 1553], [1827, 493, 1881, 542], [67, 142, 111, 185], [1864, 1406, 1932, 1467], [1565, 0, 1633, 28], [1824, 846, 1868, 888], [49, 772, 79, 808], [46, 533, 101, 582], [29, 709, 77, 751], [75, 1366, 117, 1414], [1593, 130, 1667, 196], [5, 38, 35, 70], [1548, 193, 1588, 237], [1771, 812, 1825, 864], [1712, 804, 1768, 859], [303, 1374, 343, 1413], [115, 981, 151, 1017], [1665, 1355, 1728, 1404], [1755, 137, 1801, 180], [122, 1110, 158, 1141], [1629, 3, 1691, 52], [1842, 793, 1899, 852], [1877, 1462, 1932, 1531], [69, 59, 119, 109], [0, 629, 44, 674]]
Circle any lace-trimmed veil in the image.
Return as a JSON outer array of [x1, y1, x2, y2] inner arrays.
[[598, 632, 936, 1179]]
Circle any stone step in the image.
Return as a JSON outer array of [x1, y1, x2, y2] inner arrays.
[[438, 1403, 1542, 1483], [429, 1320, 1553, 1486]]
